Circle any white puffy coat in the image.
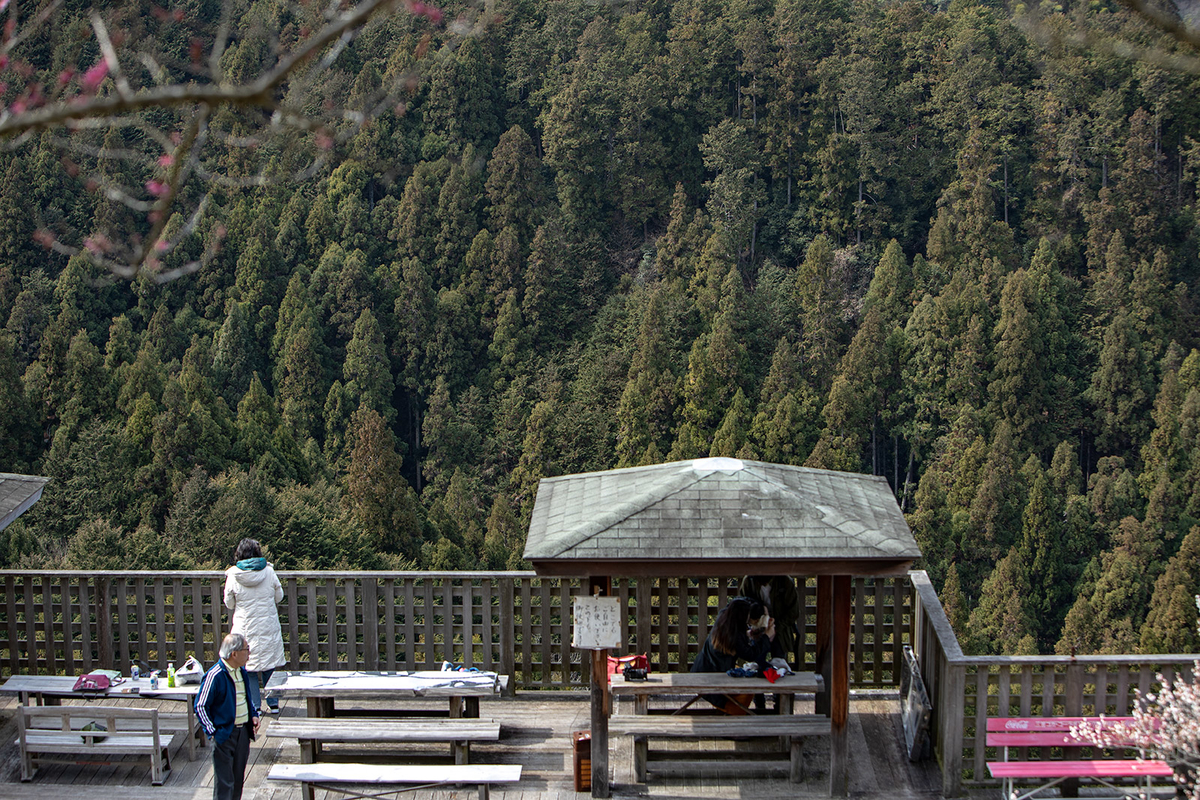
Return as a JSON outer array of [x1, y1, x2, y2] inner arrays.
[[224, 564, 286, 672]]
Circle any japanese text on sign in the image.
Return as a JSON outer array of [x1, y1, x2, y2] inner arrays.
[[572, 596, 621, 649]]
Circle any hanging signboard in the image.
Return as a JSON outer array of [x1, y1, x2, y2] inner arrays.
[[572, 595, 621, 650]]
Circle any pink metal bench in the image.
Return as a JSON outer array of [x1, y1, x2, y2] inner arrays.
[[985, 717, 1174, 800]]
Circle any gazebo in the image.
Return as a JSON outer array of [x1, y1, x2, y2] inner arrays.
[[522, 457, 922, 797], [0, 472, 49, 532]]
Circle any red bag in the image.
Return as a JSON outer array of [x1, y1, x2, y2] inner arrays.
[[73, 673, 112, 692], [606, 653, 649, 677]]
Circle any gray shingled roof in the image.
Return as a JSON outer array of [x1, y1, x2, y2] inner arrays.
[[0, 473, 49, 532], [524, 458, 920, 576]]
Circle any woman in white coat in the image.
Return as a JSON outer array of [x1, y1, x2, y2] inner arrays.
[[224, 538, 286, 712]]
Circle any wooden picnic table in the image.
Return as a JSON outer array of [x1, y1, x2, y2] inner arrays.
[[609, 670, 824, 715], [608, 671, 829, 783], [0, 673, 204, 760], [263, 670, 509, 719]]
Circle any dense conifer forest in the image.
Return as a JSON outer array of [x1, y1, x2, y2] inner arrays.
[[1, 0, 1199, 657]]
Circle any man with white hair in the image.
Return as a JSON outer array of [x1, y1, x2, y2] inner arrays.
[[195, 632, 261, 800]]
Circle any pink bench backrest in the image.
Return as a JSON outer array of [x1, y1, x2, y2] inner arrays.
[[985, 716, 1137, 733]]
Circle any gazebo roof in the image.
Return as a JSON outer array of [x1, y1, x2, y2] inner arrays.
[[0, 473, 49, 532], [523, 458, 920, 577]]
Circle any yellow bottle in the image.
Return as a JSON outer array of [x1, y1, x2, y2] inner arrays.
[[167, 662, 176, 688]]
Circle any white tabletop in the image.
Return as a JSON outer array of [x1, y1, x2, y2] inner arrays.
[[609, 670, 823, 695], [264, 670, 505, 699], [0, 674, 200, 699]]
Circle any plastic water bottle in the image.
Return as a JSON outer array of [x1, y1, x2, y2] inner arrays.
[[131, 663, 140, 680], [150, 671, 159, 690], [167, 662, 176, 688]]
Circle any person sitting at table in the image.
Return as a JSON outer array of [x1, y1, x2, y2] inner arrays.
[[689, 596, 776, 714]]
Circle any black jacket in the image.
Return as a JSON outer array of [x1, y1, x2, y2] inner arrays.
[[690, 629, 773, 674]]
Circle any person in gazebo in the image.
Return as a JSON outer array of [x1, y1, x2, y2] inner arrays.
[[738, 575, 800, 663], [690, 596, 776, 714]]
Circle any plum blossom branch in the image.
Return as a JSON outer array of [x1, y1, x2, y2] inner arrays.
[[0, 0, 468, 280], [1071, 596, 1200, 800]]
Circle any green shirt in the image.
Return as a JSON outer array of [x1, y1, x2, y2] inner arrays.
[[220, 658, 250, 725]]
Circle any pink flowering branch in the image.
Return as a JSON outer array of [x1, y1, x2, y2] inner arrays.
[[1072, 597, 1200, 800], [0, 0, 479, 281]]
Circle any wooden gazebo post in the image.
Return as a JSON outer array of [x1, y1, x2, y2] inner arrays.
[[815, 574, 852, 796], [830, 575, 852, 796], [588, 575, 611, 798]]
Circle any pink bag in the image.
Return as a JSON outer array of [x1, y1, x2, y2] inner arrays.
[[72, 673, 112, 692]]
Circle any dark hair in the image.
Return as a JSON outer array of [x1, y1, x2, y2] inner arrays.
[[711, 597, 766, 656], [234, 538, 262, 561]]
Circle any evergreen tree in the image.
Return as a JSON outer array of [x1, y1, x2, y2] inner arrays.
[[1140, 525, 1200, 654], [700, 119, 765, 261], [278, 308, 329, 442], [211, 300, 258, 408], [485, 125, 546, 245], [1087, 310, 1154, 457], [1017, 463, 1065, 650], [343, 308, 396, 424], [967, 548, 1037, 656], [709, 387, 751, 458], [0, 333, 36, 470], [346, 405, 423, 562], [795, 234, 842, 393]]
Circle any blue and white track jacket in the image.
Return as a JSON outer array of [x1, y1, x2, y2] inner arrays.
[[194, 660, 259, 746]]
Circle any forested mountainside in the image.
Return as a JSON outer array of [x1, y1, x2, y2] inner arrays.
[[0, 0, 1199, 657]]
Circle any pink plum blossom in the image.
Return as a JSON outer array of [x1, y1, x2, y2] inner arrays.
[[81, 61, 108, 93]]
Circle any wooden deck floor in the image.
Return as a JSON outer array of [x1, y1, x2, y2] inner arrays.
[[0, 690, 948, 800]]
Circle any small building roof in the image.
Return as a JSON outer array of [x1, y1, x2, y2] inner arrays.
[[524, 458, 920, 577], [0, 473, 49, 532]]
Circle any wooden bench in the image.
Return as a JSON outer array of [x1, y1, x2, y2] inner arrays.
[[266, 717, 501, 764], [268, 762, 521, 800], [609, 713, 831, 783], [18, 705, 182, 785], [24, 709, 204, 760], [985, 716, 1174, 800]]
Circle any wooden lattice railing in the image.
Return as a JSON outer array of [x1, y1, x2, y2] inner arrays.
[[909, 571, 1200, 796], [0, 571, 913, 690], [6, 569, 1198, 796]]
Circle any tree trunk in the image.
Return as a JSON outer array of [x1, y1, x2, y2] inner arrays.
[[901, 448, 915, 511]]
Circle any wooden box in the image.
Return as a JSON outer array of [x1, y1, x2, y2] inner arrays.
[[572, 730, 591, 791]]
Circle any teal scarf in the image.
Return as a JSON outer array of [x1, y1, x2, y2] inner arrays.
[[236, 557, 267, 571]]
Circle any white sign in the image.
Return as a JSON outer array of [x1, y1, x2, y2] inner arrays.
[[572, 595, 621, 650]]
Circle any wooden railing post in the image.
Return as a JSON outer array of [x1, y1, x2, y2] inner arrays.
[[499, 577, 516, 696], [938, 657, 965, 797], [362, 577, 380, 670], [1063, 660, 1084, 797], [96, 576, 113, 671]]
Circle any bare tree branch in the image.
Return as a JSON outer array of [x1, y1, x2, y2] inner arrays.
[[0, 0, 476, 280], [1118, 0, 1200, 51]]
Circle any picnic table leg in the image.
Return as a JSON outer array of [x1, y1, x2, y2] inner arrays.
[[453, 739, 469, 765], [477, 784, 489, 800], [633, 735, 649, 782], [790, 737, 802, 783], [185, 703, 197, 760], [464, 697, 479, 718], [151, 741, 165, 786], [302, 780, 316, 800]]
